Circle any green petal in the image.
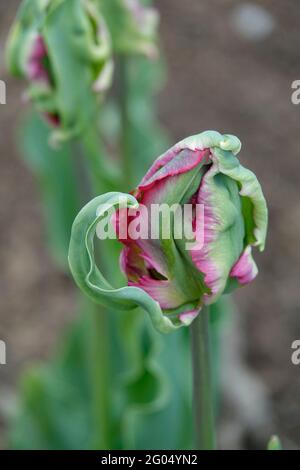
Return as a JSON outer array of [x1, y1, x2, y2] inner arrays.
[[5, 0, 46, 76], [179, 131, 267, 252], [213, 146, 268, 251], [178, 130, 242, 156], [174, 131, 267, 301], [68, 192, 183, 333]]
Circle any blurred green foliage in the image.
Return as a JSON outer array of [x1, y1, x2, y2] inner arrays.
[[267, 436, 282, 451], [19, 113, 81, 269]]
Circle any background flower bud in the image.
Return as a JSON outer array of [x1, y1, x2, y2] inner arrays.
[[116, 131, 268, 325], [99, 0, 159, 58], [6, 0, 113, 143]]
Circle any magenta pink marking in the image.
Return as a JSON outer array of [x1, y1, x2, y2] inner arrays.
[[43, 112, 60, 127], [189, 159, 222, 303], [138, 148, 210, 196], [230, 247, 258, 285], [26, 35, 50, 84], [128, 278, 177, 309], [179, 309, 199, 325]]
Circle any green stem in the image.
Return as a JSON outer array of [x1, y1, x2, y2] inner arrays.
[[88, 302, 110, 449], [117, 57, 133, 190], [190, 306, 216, 450], [81, 126, 120, 195], [81, 133, 111, 449]]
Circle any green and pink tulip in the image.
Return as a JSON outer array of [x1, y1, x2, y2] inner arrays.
[[6, 0, 113, 142], [68, 131, 268, 333]]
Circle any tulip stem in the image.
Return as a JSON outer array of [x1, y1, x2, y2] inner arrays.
[[82, 127, 115, 196], [117, 56, 133, 189], [190, 306, 216, 450], [81, 132, 111, 449], [88, 303, 110, 449]]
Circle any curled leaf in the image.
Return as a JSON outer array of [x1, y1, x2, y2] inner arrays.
[[68, 192, 184, 333]]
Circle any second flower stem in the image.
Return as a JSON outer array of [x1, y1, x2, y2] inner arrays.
[[118, 56, 133, 190], [81, 132, 111, 449], [89, 303, 110, 449], [190, 306, 216, 450]]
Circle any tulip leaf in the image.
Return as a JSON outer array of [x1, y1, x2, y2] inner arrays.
[[19, 112, 81, 270], [8, 301, 193, 449]]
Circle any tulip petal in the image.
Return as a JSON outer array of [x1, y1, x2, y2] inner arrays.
[[26, 35, 50, 84], [138, 148, 209, 194], [128, 278, 185, 310], [68, 192, 186, 333], [179, 309, 199, 326], [212, 146, 268, 251], [230, 246, 258, 285], [120, 244, 183, 309], [190, 162, 245, 303], [188, 140, 267, 302]]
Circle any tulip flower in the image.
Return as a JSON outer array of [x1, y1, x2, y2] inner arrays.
[[6, 0, 113, 142], [69, 131, 268, 333]]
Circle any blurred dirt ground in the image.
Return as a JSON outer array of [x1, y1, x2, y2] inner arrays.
[[1, 0, 300, 449]]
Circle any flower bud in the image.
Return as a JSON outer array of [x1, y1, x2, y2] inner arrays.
[[100, 0, 159, 58], [116, 131, 268, 325], [68, 133, 267, 333], [6, 0, 113, 142]]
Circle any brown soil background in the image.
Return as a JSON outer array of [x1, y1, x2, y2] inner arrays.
[[1, 0, 300, 449]]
